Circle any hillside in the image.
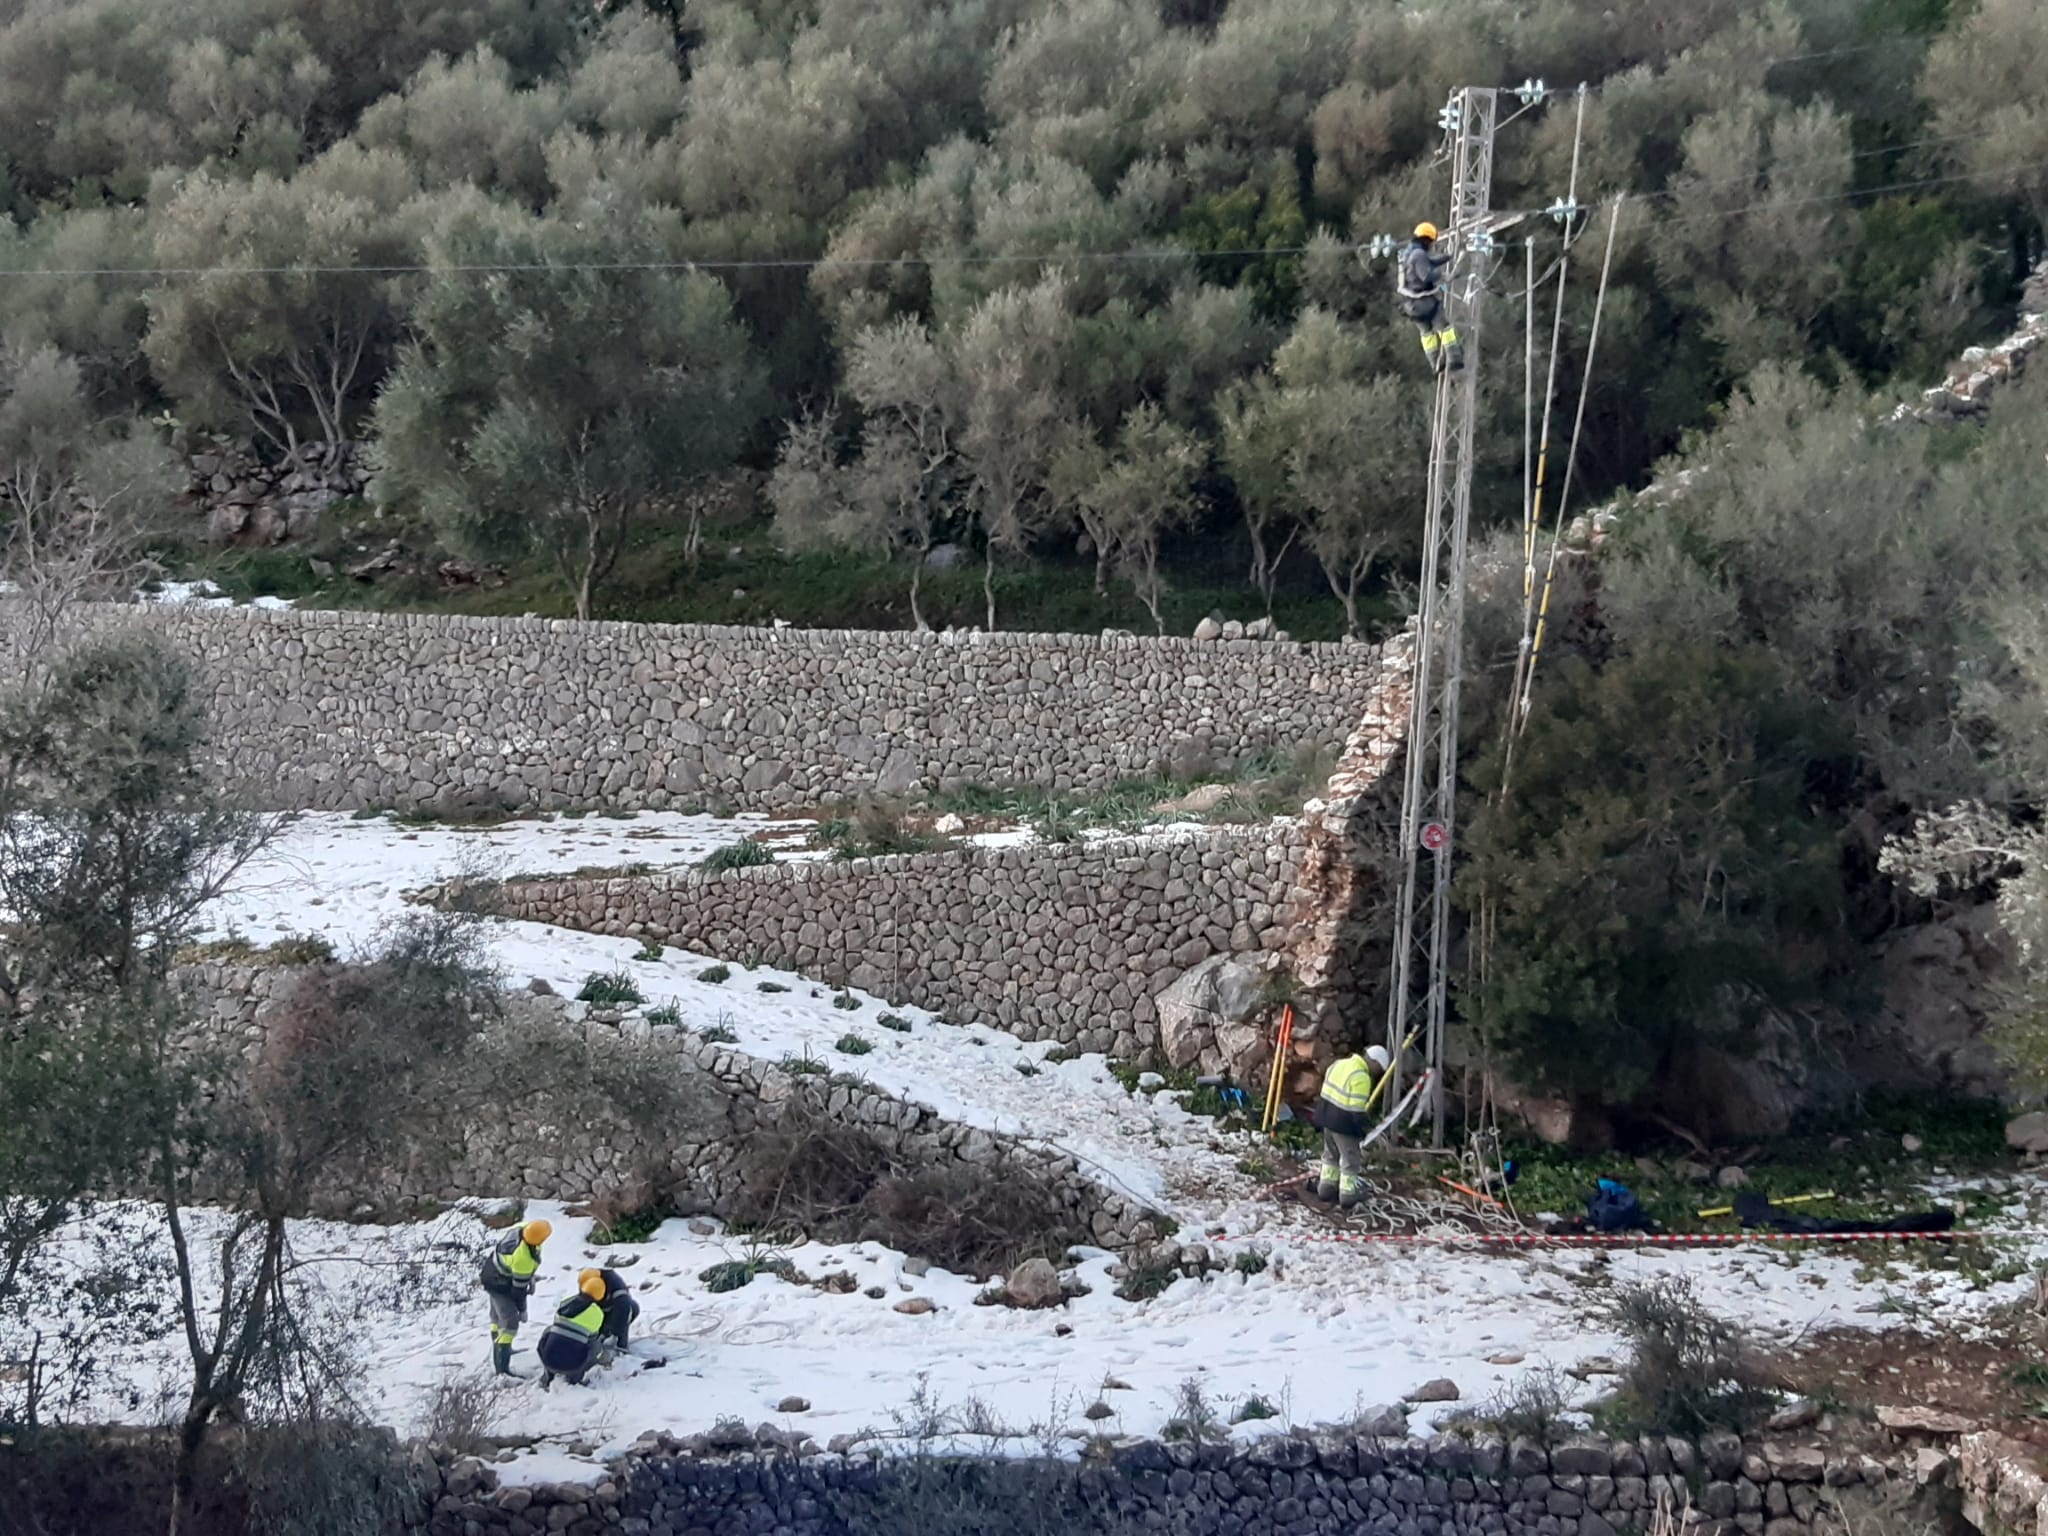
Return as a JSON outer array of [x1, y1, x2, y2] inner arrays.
[[4, 0, 2044, 634]]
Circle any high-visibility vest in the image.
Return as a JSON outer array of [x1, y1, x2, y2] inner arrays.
[[1319, 1055, 1379, 1114], [554, 1298, 604, 1337], [491, 1235, 541, 1289]]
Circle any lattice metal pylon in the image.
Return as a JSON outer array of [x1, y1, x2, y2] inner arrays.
[[1382, 86, 1498, 1149]]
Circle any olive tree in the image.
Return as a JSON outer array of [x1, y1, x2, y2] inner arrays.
[[375, 198, 768, 620]]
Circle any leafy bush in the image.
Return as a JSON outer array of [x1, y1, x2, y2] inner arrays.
[[836, 1034, 873, 1055], [701, 839, 774, 872], [833, 990, 861, 1011], [697, 1020, 738, 1045], [697, 964, 731, 984], [632, 940, 665, 962], [758, 981, 789, 993], [879, 1014, 912, 1032], [699, 1256, 793, 1293], [264, 932, 337, 965], [645, 1001, 682, 1027], [1608, 1279, 1769, 1435], [576, 970, 642, 1004], [590, 1208, 664, 1244], [1231, 1394, 1280, 1424]]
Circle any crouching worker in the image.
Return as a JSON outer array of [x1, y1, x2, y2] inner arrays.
[[581, 1267, 641, 1353], [479, 1219, 552, 1377], [1313, 1045, 1390, 1209], [536, 1275, 608, 1390]]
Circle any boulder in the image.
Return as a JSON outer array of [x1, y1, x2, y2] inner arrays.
[[1406, 1379, 1461, 1404], [893, 1297, 935, 1315], [1354, 1403, 1409, 1438], [924, 542, 970, 570], [2007, 1112, 2048, 1155], [1154, 953, 1267, 1074], [1193, 616, 1224, 642], [1004, 1257, 1063, 1310], [1877, 1406, 1976, 1436], [1716, 1165, 1749, 1190], [1244, 616, 1276, 641], [1767, 1401, 1820, 1433]]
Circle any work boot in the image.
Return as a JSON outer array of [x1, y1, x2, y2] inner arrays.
[[1338, 1183, 1362, 1211], [612, 1317, 630, 1352], [492, 1342, 512, 1377], [1310, 1181, 1337, 1203], [538, 1370, 554, 1392], [1446, 344, 1466, 373]]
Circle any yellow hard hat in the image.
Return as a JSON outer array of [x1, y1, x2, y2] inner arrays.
[[579, 1268, 602, 1290], [580, 1274, 607, 1301], [1415, 221, 1439, 241], [521, 1219, 552, 1247]]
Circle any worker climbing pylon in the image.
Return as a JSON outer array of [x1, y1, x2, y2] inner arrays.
[[1397, 222, 1463, 373]]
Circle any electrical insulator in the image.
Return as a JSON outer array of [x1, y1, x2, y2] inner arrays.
[[1467, 228, 1496, 257], [1547, 197, 1581, 225], [1438, 99, 1462, 135], [1366, 233, 1398, 260], [1516, 78, 1547, 107]]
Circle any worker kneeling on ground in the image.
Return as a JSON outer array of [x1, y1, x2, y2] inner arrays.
[[1313, 1044, 1390, 1209], [1398, 222, 1462, 374], [536, 1275, 609, 1390], [580, 1267, 641, 1352], [479, 1219, 551, 1377]]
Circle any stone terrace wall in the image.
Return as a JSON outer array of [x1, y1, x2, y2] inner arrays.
[[411, 1428, 1931, 1536], [91, 605, 1395, 812], [478, 825, 1311, 1063], [178, 961, 1161, 1250]]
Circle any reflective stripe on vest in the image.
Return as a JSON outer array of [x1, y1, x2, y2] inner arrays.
[[1319, 1056, 1377, 1114], [557, 1300, 604, 1337], [493, 1238, 540, 1283]]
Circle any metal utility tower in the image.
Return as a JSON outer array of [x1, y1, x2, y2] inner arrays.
[[1382, 86, 1499, 1149]]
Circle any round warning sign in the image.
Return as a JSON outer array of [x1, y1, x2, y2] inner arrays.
[[1420, 822, 1450, 852]]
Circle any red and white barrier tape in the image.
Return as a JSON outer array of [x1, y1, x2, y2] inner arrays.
[[1211, 1227, 2048, 1248]]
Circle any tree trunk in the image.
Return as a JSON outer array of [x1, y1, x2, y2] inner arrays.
[[168, 1396, 214, 1536], [907, 558, 927, 632], [982, 544, 998, 631]]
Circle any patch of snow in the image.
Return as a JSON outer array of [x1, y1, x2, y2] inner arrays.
[[141, 579, 295, 611], [102, 811, 2038, 1473]]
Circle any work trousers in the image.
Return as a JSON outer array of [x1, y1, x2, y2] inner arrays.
[[1318, 1128, 1363, 1207], [486, 1288, 525, 1347]]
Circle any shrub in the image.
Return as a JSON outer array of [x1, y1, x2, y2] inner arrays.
[[1161, 1377, 1223, 1444], [645, 1002, 682, 1027], [1609, 1279, 1769, 1435], [698, 964, 731, 984], [413, 1367, 501, 1455], [758, 981, 789, 993], [697, 1020, 738, 1045], [577, 970, 642, 1004], [1232, 1394, 1280, 1423], [725, 1094, 1085, 1275], [836, 1034, 873, 1056], [1233, 1251, 1268, 1276], [590, 1208, 663, 1244], [632, 940, 665, 962], [701, 839, 774, 871], [879, 1014, 912, 1032], [781, 1050, 828, 1076], [264, 932, 337, 965], [833, 991, 861, 1011], [1479, 1366, 1573, 1444]]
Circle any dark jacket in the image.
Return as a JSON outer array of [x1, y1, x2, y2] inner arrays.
[[478, 1233, 542, 1296], [1398, 240, 1450, 313], [597, 1268, 638, 1333]]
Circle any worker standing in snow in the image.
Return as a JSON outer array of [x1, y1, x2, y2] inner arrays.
[[1398, 223, 1462, 374], [581, 1267, 642, 1353], [535, 1274, 609, 1390], [1313, 1044, 1390, 1209], [479, 1218, 552, 1376]]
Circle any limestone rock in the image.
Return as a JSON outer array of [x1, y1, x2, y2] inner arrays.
[[1716, 1165, 1749, 1189], [2007, 1111, 2048, 1154], [1354, 1403, 1409, 1438], [1193, 616, 1223, 641], [1406, 1379, 1461, 1404], [776, 1396, 811, 1414], [893, 1296, 935, 1315], [1878, 1406, 1976, 1436], [1768, 1401, 1820, 1432], [1154, 953, 1266, 1074], [1004, 1257, 1063, 1310]]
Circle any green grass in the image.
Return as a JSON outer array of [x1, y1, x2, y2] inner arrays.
[[576, 970, 643, 1005], [701, 839, 775, 872], [697, 1021, 738, 1045], [591, 1209, 664, 1244], [835, 1034, 873, 1056], [878, 1014, 912, 1032], [645, 1001, 682, 1027], [832, 991, 861, 1011], [195, 494, 1400, 642]]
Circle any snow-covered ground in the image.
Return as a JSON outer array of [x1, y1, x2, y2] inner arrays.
[[54, 812, 2048, 1477]]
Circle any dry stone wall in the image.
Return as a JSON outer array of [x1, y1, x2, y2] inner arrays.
[[476, 825, 1312, 1063], [408, 1429, 1932, 1536], [177, 961, 1160, 1249], [92, 605, 1396, 813]]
